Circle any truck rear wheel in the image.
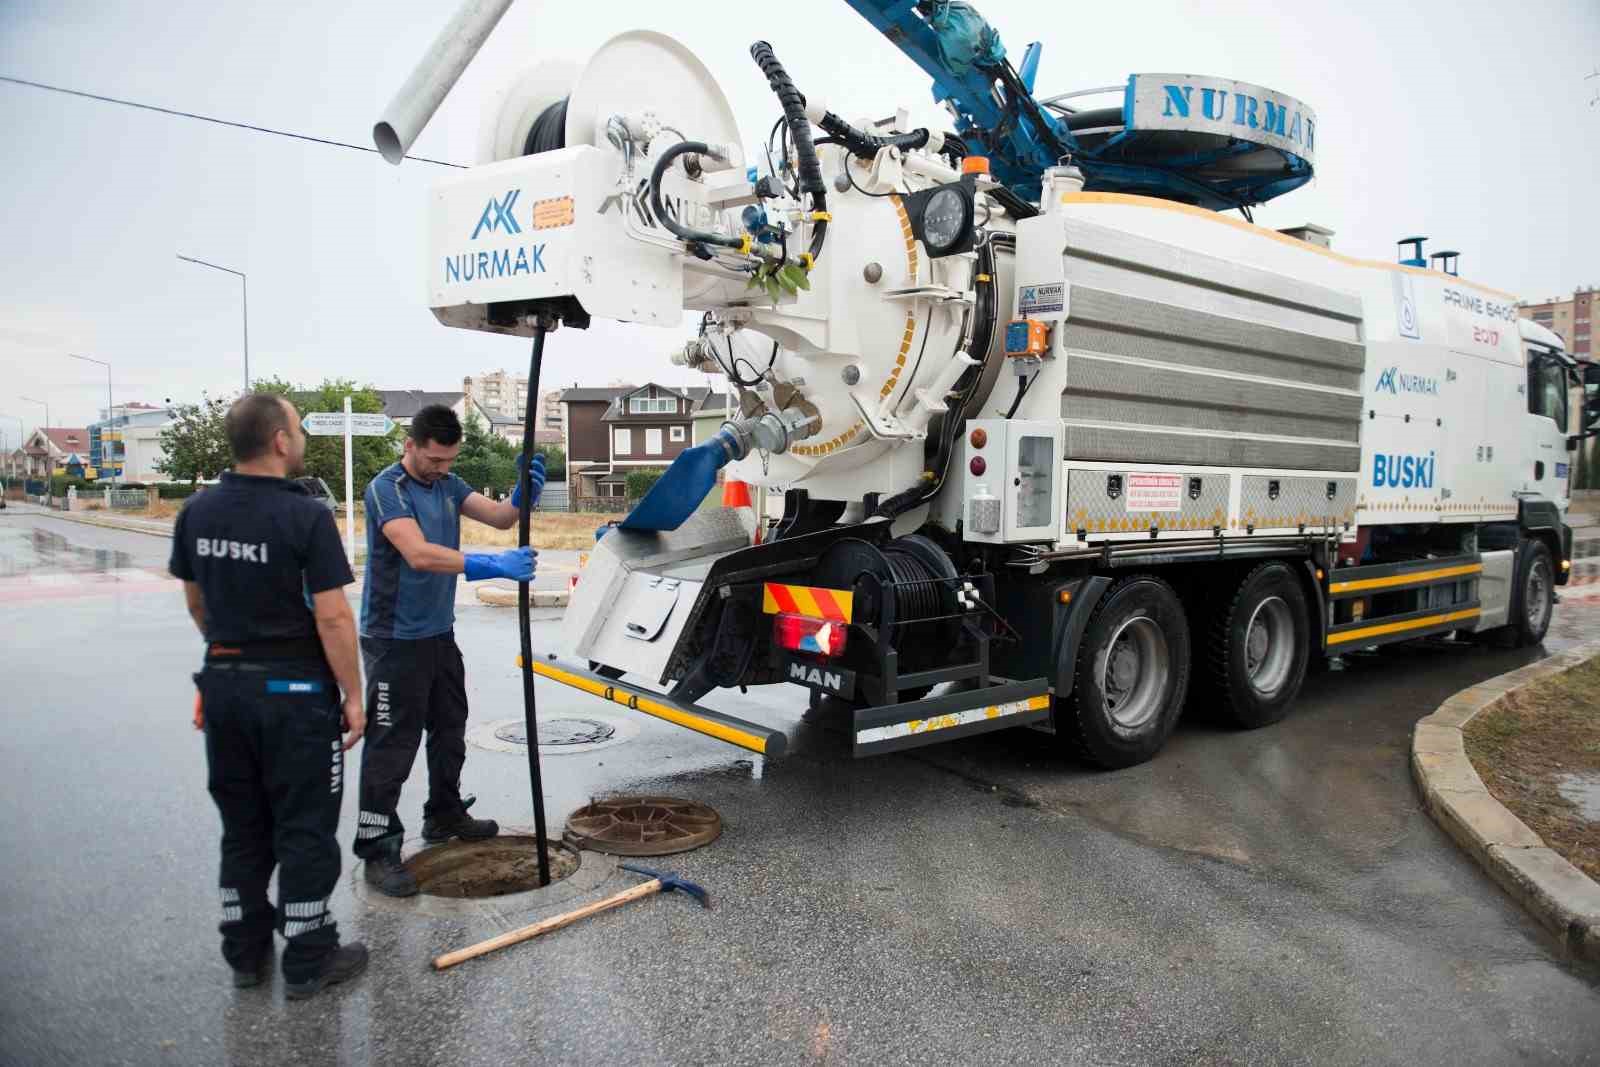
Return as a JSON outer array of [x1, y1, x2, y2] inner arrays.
[[1508, 539, 1555, 647], [1206, 562, 1310, 729], [1058, 575, 1190, 769]]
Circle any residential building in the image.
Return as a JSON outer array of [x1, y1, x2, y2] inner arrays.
[[1519, 286, 1595, 358], [374, 390, 487, 431], [88, 402, 171, 481], [21, 428, 91, 479], [540, 389, 563, 431], [462, 370, 531, 421], [561, 386, 634, 498], [690, 388, 732, 445], [561, 382, 738, 498]]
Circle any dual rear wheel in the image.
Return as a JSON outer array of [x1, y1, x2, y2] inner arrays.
[[1057, 563, 1310, 769]]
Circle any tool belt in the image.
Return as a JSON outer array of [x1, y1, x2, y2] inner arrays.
[[206, 637, 326, 663]]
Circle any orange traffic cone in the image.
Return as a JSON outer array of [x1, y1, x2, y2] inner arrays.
[[722, 479, 761, 544]]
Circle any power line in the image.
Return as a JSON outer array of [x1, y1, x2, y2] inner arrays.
[[0, 74, 465, 168]]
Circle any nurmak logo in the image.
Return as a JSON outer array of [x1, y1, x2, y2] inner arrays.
[[472, 190, 522, 239]]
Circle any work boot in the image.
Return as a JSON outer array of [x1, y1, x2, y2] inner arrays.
[[284, 942, 369, 1001], [422, 796, 499, 843], [230, 944, 274, 989], [363, 846, 418, 898]]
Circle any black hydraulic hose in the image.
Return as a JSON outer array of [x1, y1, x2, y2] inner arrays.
[[516, 326, 552, 887], [817, 111, 929, 158], [750, 41, 828, 263], [648, 141, 744, 251]]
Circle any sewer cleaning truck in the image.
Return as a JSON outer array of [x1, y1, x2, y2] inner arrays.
[[382, 0, 1600, 768]]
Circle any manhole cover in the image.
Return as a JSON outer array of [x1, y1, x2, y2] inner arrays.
[[564, 796, 722, 856], [494, 717, 617, 747], [404, 836, 580, 898]]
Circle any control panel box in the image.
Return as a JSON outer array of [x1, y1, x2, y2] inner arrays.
[[959, 419, 1063, 545]]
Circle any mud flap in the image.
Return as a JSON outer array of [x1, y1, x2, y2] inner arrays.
[[853, 679, 1051, 757]]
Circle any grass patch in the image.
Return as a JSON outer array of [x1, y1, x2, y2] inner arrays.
[[1464, 657, 1600, 881]]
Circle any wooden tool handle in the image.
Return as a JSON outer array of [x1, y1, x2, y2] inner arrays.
[[432, 879, 662, 970]]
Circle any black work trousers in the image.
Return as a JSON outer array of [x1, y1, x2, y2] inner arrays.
[[200, 659, 343, 982], [354, 633, 469, 858]]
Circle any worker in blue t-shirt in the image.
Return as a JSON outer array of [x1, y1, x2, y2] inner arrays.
[[353, 404, 544, 897]]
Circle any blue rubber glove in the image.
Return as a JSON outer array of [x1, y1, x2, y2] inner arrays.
[[510, 454, 546, 509], [463, 546, 537, 582]]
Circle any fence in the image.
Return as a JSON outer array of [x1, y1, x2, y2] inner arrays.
[[539, 484, 569, 512]]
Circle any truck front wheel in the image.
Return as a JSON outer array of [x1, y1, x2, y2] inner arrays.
[[1206, 562, 1310, 729], [1059, 575, 1191, 769], [1508, 539, 1555, 647]]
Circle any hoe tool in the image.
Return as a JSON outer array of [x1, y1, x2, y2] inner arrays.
[[432, 865, 711, 971]]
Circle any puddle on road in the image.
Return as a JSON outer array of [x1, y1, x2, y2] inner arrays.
[[0, 527, 135, 577], [1556, 772, 1600, 821]]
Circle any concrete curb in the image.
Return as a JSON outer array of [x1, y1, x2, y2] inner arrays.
[[1412, 640, 1600, 962], [476, 585, 570, 609], [22, 509, 175, 539]]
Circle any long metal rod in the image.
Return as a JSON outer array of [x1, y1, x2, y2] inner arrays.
[[372, 0, 514, 164], [517, 325, 552, 886]]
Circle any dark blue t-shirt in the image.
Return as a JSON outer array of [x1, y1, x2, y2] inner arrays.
[[361, 462, 474, 639], [169, 471, 353, 643]]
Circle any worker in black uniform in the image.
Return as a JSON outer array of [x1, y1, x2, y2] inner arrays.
[[171, 393, 369, 999]]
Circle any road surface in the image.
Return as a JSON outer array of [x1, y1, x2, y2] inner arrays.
[[1, 509, 1596, 1065]]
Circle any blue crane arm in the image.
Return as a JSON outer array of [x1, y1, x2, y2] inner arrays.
[[839, 0, 1066, 196]]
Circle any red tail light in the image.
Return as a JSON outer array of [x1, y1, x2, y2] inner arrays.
[[772, 613, 848, 657]]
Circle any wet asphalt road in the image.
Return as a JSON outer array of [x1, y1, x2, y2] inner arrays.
[[1, 509, 1597, 1066]]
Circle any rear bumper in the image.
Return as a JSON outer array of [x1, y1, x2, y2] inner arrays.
[[852, 679, 1051, 758]]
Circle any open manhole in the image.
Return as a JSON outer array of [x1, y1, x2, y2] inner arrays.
[[564, 796, 722, 856], [404, 836, 580, 898], [494, 717, 617, 747]]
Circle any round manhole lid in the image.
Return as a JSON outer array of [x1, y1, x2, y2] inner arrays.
[[564, 796, 722, 856], [403, 836, 580, 898], [494, 717, 618, 747]]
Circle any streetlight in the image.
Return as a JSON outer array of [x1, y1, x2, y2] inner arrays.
[[18, 395, 49, 480], [0, 414, 22, 480], [67, 354, 116, 488], [176, 255, 249, 393]]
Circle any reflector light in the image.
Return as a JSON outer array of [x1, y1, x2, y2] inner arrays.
[[773, 612, 848, 657], [969, 456, 987, 476]]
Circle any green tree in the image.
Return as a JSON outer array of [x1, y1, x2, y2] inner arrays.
[[256, 377, 400, 503], [625, 467, 666, 500], [156, 393, 234, 483], [453, 410, 519, 496], [538, 445, 566, 482]]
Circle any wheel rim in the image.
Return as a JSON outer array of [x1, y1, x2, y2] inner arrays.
[[1243, 595, 1295, 696], [1526, 558, 1551, 632], [1097, 615, 1170, 730]]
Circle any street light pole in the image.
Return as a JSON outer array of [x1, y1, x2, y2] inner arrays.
[[0, 415, 23, 481], [68, 353, 115, 489], [18, 396, 49, 481], [176, 255, 249, 393]]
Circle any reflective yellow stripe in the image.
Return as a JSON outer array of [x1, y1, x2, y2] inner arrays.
[[1328, 562, 1482, 594], [519, 659, 772, 755], [1325, 608, 1480, 646]]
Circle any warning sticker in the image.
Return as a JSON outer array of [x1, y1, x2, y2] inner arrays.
[[1126, 473, 1183, 512], [1017, 282, 1064, 317], [533, 196, 575, 230]]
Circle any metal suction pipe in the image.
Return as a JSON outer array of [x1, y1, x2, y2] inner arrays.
[[715, 409, 819, 460], [373, 0, 515, 165]]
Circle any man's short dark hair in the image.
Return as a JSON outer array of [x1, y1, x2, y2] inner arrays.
[[225, 393, 293, 463], [410, 404, 462, 447]]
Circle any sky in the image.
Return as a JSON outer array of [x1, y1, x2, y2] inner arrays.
[[1, 0, 1597, 446]]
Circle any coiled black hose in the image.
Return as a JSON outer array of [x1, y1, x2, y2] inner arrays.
[[749, 41, 828, 263], [523, 97, 569, 155]]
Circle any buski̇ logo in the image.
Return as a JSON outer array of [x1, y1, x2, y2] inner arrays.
[[472, 190, 522, 239], [1374, 366, 1439, 396], [1373, 451, 1435, 489]]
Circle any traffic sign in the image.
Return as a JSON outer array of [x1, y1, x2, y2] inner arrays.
[[302, 412, 393, 436]]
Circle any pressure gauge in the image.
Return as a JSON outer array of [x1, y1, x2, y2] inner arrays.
[[922, 188, 970, 254], [906, 181, 976, 258]]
